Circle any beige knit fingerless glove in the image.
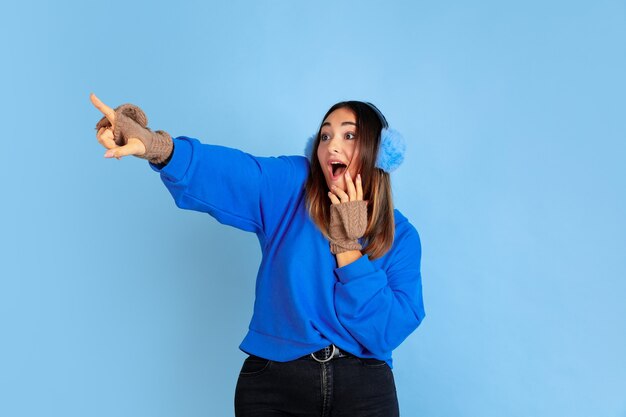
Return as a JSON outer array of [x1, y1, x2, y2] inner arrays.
[[95, 104, 173, 164], [328, 200, 368, 254]]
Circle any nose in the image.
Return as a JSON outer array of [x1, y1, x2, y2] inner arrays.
[[327, 135, 340, 153]]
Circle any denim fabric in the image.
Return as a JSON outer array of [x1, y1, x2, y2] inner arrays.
[[235, 354, 399, 417]]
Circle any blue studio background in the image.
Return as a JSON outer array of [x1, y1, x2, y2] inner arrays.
[[1, 1, 625, 416]]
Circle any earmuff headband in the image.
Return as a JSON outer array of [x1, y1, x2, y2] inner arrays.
[[304, 102, 406, 173]]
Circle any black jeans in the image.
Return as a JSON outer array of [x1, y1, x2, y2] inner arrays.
[[235, 354, 399, 417]]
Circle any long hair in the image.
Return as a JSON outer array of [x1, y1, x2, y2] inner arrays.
[[305, 101, 395, 260]]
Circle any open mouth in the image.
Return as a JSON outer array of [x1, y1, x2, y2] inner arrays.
[[330, 162, 348, 179]]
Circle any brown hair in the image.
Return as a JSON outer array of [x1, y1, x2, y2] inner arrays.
[[305, 101, 395, 260]]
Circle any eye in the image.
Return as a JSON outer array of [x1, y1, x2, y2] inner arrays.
[[320, 133, 330, 141], [345, 132, 356, 140]]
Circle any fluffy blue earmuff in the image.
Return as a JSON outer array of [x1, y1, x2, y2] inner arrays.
[[304, 103, 406, 173], [374, 127, 406, 172]]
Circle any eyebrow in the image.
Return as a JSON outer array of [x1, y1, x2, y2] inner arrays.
[[321, 121, 357, 127]]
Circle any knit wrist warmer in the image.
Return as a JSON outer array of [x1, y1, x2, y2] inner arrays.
[[139, 130, 173, 165], [95, 103, 173, 164], [328, 200, 368, 255]]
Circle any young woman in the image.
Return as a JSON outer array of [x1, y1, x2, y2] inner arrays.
[[90, 93, 425, 417]]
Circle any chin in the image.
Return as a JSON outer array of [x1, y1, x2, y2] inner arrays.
[[328, 180, 345, 192]]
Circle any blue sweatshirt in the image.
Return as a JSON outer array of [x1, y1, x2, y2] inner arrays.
[[150, 136, 425, 367]]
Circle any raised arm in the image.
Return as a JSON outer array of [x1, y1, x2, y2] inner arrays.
[[150, 136, 308, 243], [90, 94, 309, 243]]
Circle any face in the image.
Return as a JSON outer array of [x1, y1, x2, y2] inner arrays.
[[316, 107, 361, 192]]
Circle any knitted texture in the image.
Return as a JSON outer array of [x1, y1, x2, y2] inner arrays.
[[96, 103, 148, 144], [95, 103, 173, 164], [328, 200, 368, 254]]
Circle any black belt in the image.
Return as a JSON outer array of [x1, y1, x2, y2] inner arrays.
[[306, 344, 353, 363]]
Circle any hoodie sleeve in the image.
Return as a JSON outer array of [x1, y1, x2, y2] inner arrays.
[[333, 223, 425, 357], [150, 136, 308, 244]]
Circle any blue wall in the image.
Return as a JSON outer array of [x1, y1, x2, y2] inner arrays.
[[1, 1, 625, 416]]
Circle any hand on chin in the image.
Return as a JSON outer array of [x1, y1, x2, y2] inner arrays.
[[328, 179, 345, 193]]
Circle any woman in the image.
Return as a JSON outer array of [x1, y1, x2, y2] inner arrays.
[[91, 93, 425, 417]]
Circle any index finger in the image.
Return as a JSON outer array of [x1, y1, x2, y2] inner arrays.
[[344, 170, 357, 201], [356, 173, 363, 201], [90, 93, 115, 124]]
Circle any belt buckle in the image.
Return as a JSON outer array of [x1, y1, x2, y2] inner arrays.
[[310, 344, 337, 363]]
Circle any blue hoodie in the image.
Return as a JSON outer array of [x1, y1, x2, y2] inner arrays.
[[150, 136, 425, 367]]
